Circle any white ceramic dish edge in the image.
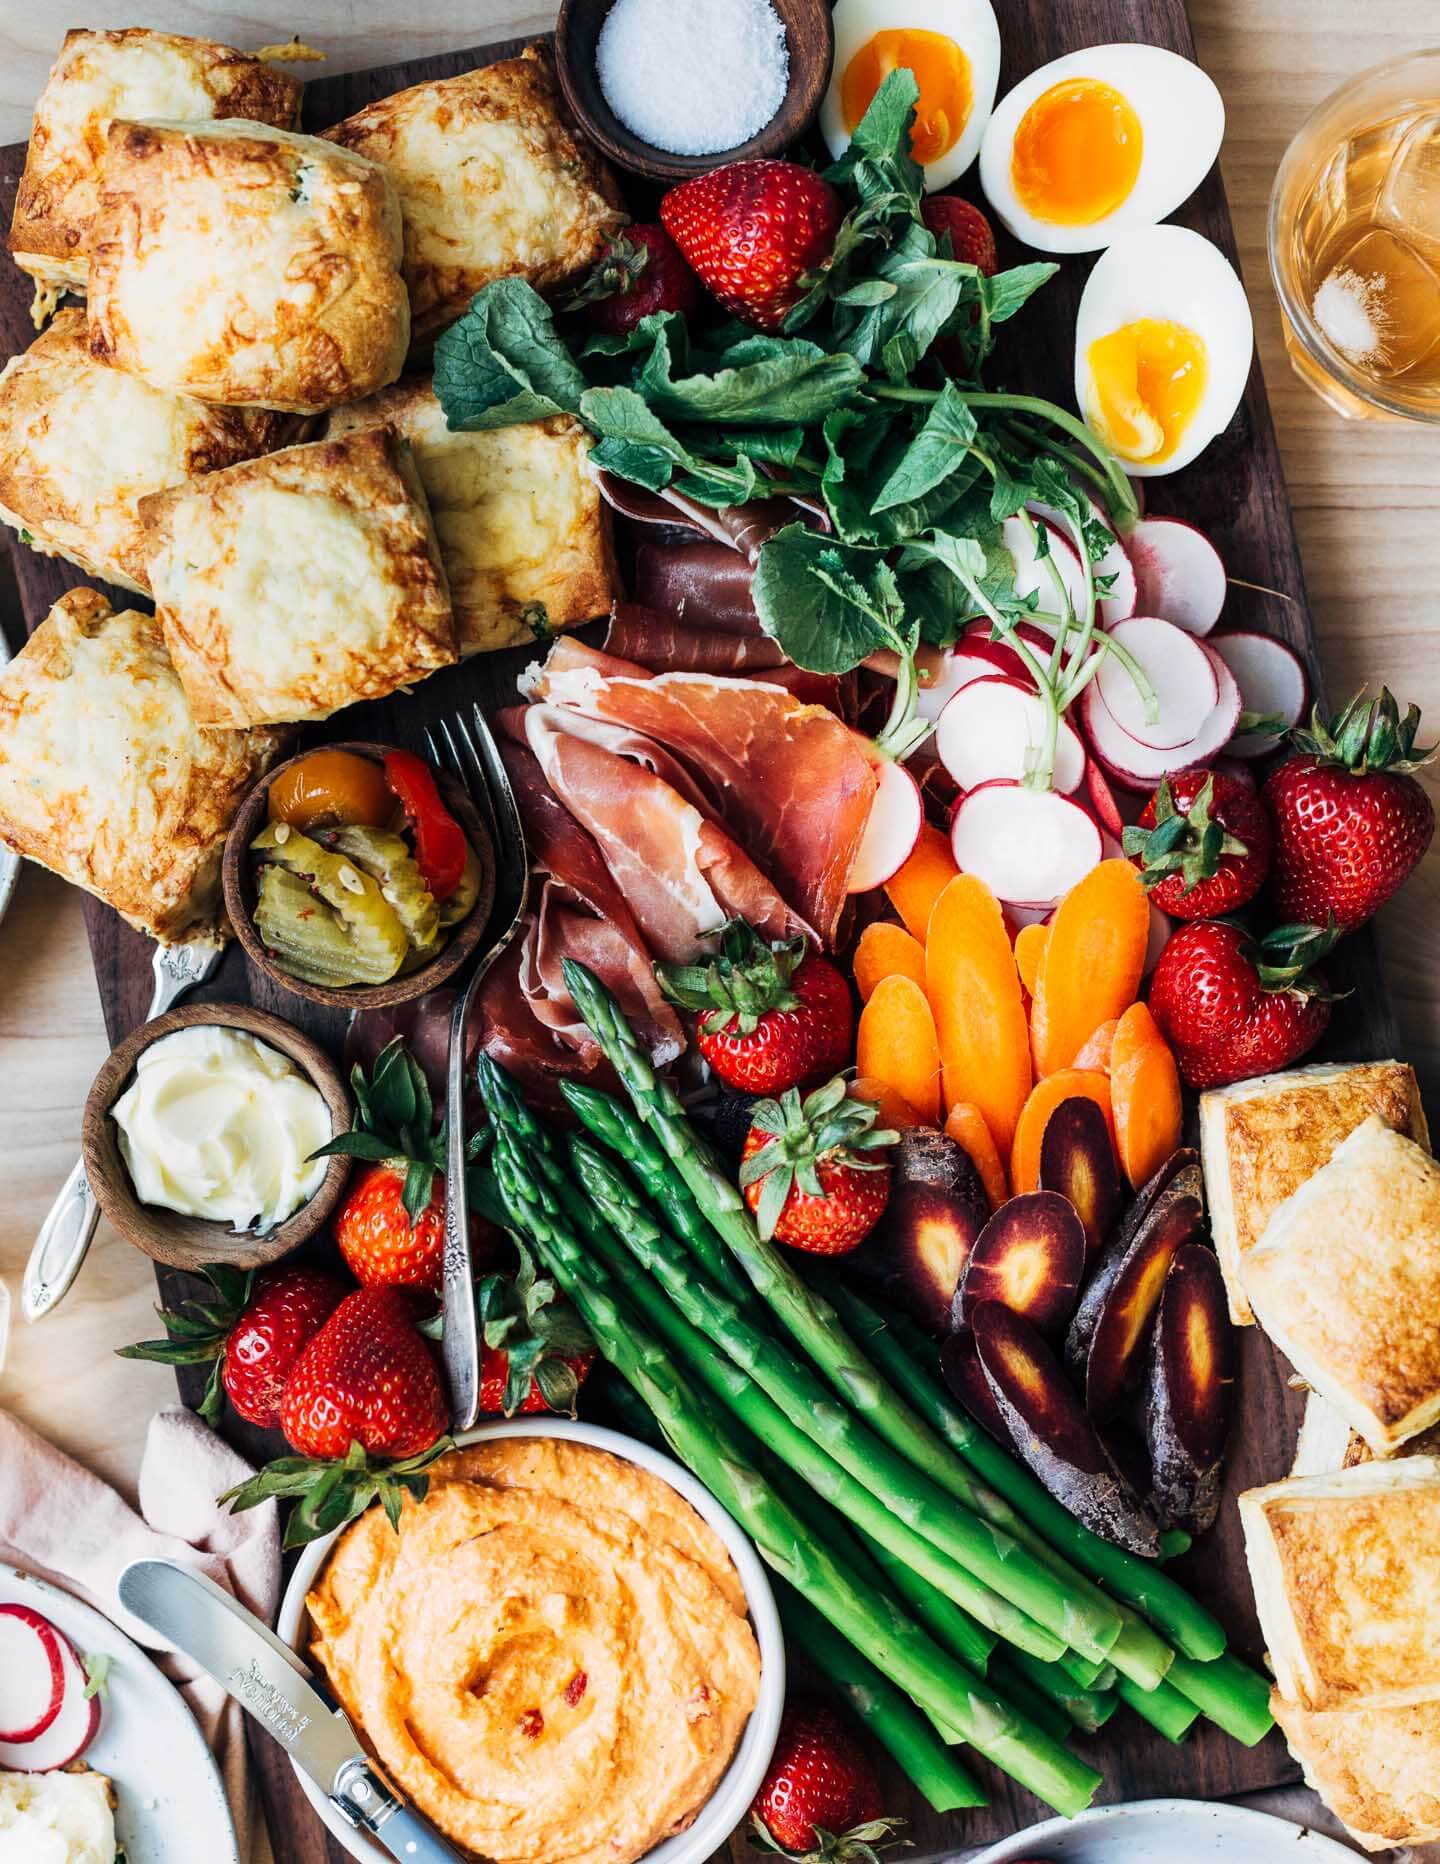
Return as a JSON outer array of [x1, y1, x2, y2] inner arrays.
[[276, 1417, 786, 1864], [962, 1796, 1362, 1864]]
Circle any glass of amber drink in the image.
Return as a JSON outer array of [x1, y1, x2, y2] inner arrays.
[[1269, 49, 1440, 422]]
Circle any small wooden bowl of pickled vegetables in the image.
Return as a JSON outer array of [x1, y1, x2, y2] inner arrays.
[[222, 741, 495, 1008]]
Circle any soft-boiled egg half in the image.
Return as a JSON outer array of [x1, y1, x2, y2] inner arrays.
[[979, 44, 1223, 253], [1074, 225, 1254, 476], [821, 0, 1001, 191]]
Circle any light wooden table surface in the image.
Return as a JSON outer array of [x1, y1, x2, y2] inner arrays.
[[0, 4, 1436, 1854]]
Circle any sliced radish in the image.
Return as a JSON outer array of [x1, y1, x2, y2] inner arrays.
[[918, 642, 1027, 720], [1080, 651, 1243, 791], [1007, 903, 1054, 933], [1028, 496, 1138, 628], [1084, 759, 1125, 839], [935, 676, 1086, 796], [1209, 631, 1310, 758], [1123, 517, 1227, 636], [0, 1606, 65, 1744], [951, 781, 1103, 906], [1095, 617, 1220, 751], [1002, 514, 1089, 621], [847, 758, 924, 892], [0, 1633, 100, 1772]]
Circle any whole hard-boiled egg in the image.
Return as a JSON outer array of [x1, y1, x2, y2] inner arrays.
[[821, 0, 1001, 191], [1074, 224, 1254, 476], [979, 43, 1223, 253]]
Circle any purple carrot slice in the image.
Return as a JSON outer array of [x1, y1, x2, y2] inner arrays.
[[856, 1129, 990, 1332], [1064, 1148, 1203, 1377], [939, 1328, 1012, 1445], [954, 1191, 1087, 1335], [1145, 1243, 1236, 1535], [971, 1301, 1161, 1557], [1039, 1097, 1125, 1263], [1083, 1196, 1206, 1422]]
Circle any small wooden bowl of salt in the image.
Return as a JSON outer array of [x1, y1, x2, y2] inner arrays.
[[555, 0, 833, 184]]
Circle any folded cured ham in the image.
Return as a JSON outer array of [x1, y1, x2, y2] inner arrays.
[[526, 637, 876, 945]]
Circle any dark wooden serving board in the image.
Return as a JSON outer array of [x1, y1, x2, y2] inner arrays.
[[0, 5, 1403, 1859]]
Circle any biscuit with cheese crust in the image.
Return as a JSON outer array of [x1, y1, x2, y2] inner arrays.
[[141, 427, 456, 728], [87, 119, 409, 412]]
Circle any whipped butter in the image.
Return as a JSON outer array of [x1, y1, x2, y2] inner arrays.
[[112, 1024, 330, 1233]]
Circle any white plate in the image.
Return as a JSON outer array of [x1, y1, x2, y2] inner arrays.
[[277, 1418, 785, 1864], [0, 628, 17, 931], [967, 1797, 1359, 1864], [0, 1564, 239, 1864]]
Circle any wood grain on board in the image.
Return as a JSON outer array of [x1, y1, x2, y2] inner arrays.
[[0, 2, 1402, 1854]]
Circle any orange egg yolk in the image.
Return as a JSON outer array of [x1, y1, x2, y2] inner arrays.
[[841, 29, 972, 164], [1085, 318, 1209, 464], [1011, 78, 1143, 224]]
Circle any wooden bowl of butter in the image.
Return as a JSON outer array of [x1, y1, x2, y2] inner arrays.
[[82, 1001, 352, 1274]]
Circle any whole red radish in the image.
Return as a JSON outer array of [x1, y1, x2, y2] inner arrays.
[[660, 160, 840, 331], [1148, 920, 1334, 1089], [750, 1698, 900, 1860], [920, 194, 998, 274], [740, 1077, 896, 1253], [1264, 688, 1434, 931], [567, 223, 698, 336], [119, 1263, 349, 1430], [657, 920, 853, 1096], [1123, 770, 1273, 918]]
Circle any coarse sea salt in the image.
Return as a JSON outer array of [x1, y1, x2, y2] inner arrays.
[[596, 0, 790, 158], [1313, 267, 1384, 362]]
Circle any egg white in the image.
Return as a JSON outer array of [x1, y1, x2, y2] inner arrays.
[[821, 0, 1001, 191], [1073, 224, 1255, 476], [979, 43, 1224, 253]]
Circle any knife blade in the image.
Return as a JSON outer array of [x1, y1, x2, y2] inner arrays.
[[117, 1559, 462, 1863]]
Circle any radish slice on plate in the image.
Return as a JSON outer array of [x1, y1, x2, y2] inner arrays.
[[0, 1631, 100, 1772], [1080, 649, 1243, 791], [1002, 514, 1088, 619], [1027, 496, 1137, 627], [0, 1606, 65, 1745], [1095, 616, 1220, 751], [935, 676, 1086, 795], [1209, 631, 1310, 757], [1084, 759, 1126, 839], [847, 759, 923, 892], [951, 782, 1103, 905], [1124, 517, 1227, 636], [918, 642, 1027, 720]]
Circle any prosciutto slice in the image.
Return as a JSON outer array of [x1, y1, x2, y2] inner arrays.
[[529, 639, 876, 945], [606, 601, 784, 675]]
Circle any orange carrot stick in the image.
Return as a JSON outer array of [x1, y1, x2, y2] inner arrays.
[[925, 875, 1031, 1152], [1030, 860, 1149, 1077], [1010, 1069, 1115, 1195], [944, 1100, 1009, 1211], [854, 921, 928, 1003], [849, 1076, 923, 1131], [1013, 922, 1049, 998], [857, 974, 942, 1124], [884, 822, 959, 943], [1110, 1002, 1184, 1191], [1072, 1018, 1119, 1073]]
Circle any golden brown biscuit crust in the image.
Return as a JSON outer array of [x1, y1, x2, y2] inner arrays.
[[0, 587, 286, 940], [1271, 1692, 1440, 1850], [10, 29, 302, 293], [322, 44, 625, 340], [324, 375, 617, 653], [87, 119, 409, 412], [0, 307, 288, 593], [141, 426, 456, 728]]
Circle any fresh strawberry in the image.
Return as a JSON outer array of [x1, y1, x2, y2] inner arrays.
[[657, 920, 853, 1096], [444, 1243, 594, 1417], [660, 161, 841, 331], [740, 1077, 895, 1253], [750, 1699, 901, 1863], [1263, 688, 1435, 931], [920, 194, 998, 275], [1123, 770, 1273, 918], [565, 223, 698, 336], [322, 1037, 500, 1292], [119, 1263, 349, 1431], [1148, 920, 1336, 1090]]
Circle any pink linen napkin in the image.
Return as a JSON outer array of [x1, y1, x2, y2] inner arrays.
[[0, 1402, 280, 1860]]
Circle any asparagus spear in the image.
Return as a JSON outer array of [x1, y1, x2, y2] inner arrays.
[[1164, 1651, 1275, 1747], [557, 962, 1129, 1665], [998, 1650, 1118, 1736], [1114, 1672, 1202, 1743], [985, 1657, 1075, 1742], [490, 1134, 1101, 1818]]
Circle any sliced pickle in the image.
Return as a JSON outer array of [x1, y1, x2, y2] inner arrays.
[[251, 822, 407, 983], [323, 825, 440, 953], [438, 840, 485, 928], [252, 867, 383, 987]]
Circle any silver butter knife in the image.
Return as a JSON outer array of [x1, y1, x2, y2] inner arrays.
[[23, 933, 224, 1321], [117, 1559, 463, 1863]]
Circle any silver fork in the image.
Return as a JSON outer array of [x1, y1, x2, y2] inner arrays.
[[425, 703, 529, 1430], [22, 932, 225, 1321]]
